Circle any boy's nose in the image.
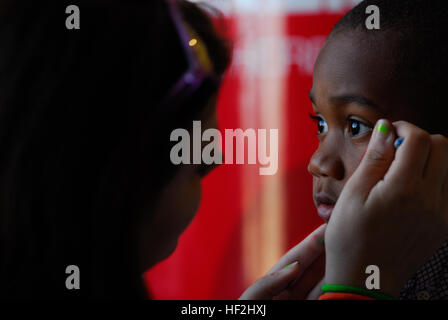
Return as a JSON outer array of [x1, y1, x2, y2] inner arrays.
[[308, 145, 345, 181]]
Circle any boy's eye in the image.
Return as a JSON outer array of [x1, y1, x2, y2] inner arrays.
[[310, 114, 328, 135], [347, 119, 372, 137], [318, 119, 328, 135]]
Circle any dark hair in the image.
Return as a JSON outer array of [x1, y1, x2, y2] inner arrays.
[[330, 0, 448, 135], [0, 0, 230, 298]]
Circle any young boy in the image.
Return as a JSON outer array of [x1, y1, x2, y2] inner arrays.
[[308, 0, 448, 299], [241, 0, 448, 300]]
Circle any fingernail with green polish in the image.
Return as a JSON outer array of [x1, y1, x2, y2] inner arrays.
[[377, 123, 389, 134], [284, 261, 298, 270]]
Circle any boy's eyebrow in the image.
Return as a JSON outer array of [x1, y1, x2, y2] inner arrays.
[[331, 94, 379, 109], [308, 91, 379, 110]]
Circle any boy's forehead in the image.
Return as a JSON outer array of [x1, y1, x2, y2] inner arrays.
[[312, 30, 402, 110]]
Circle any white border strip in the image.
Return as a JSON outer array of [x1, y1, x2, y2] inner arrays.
[[188, 0, 362, 15]]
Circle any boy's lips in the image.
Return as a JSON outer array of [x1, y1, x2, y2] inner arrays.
[[314, 194, 336, 222]]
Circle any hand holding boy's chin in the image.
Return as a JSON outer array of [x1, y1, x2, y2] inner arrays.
[[239, 224, 326, 300], [324, 119, 448, 299]]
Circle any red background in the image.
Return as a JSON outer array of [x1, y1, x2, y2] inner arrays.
[[145, 6, 352, 300]]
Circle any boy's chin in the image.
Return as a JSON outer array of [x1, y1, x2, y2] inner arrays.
[[317, 204, 334, 222]]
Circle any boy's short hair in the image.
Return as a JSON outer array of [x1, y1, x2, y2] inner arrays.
[[331, 0, 448, 136]]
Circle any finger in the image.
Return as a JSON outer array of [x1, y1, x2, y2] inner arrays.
[[268, 224, 326, 274], [242, 224, 325, 300], [307, 278, 325, 300], [345, 119, 396, 201], [275, 252, 325, 300], [386, 121, 431, 184], [239, 262, 299, 300], [289, 252, 325, 298]]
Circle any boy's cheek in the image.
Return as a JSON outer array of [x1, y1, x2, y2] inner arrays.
[[360, 149, 367, 161], [359, 143, 370, 164], [312, 177, 319, 199], [349, 141, 370, 172]]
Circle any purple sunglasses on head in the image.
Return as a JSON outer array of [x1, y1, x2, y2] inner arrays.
[[160, 0, 222, 111]]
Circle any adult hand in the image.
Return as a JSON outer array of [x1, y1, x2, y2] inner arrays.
[[325, 119, 448, 298], [239, 224, 326, 300]]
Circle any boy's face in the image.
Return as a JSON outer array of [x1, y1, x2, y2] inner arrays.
[[308, 29, 420, 222]]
